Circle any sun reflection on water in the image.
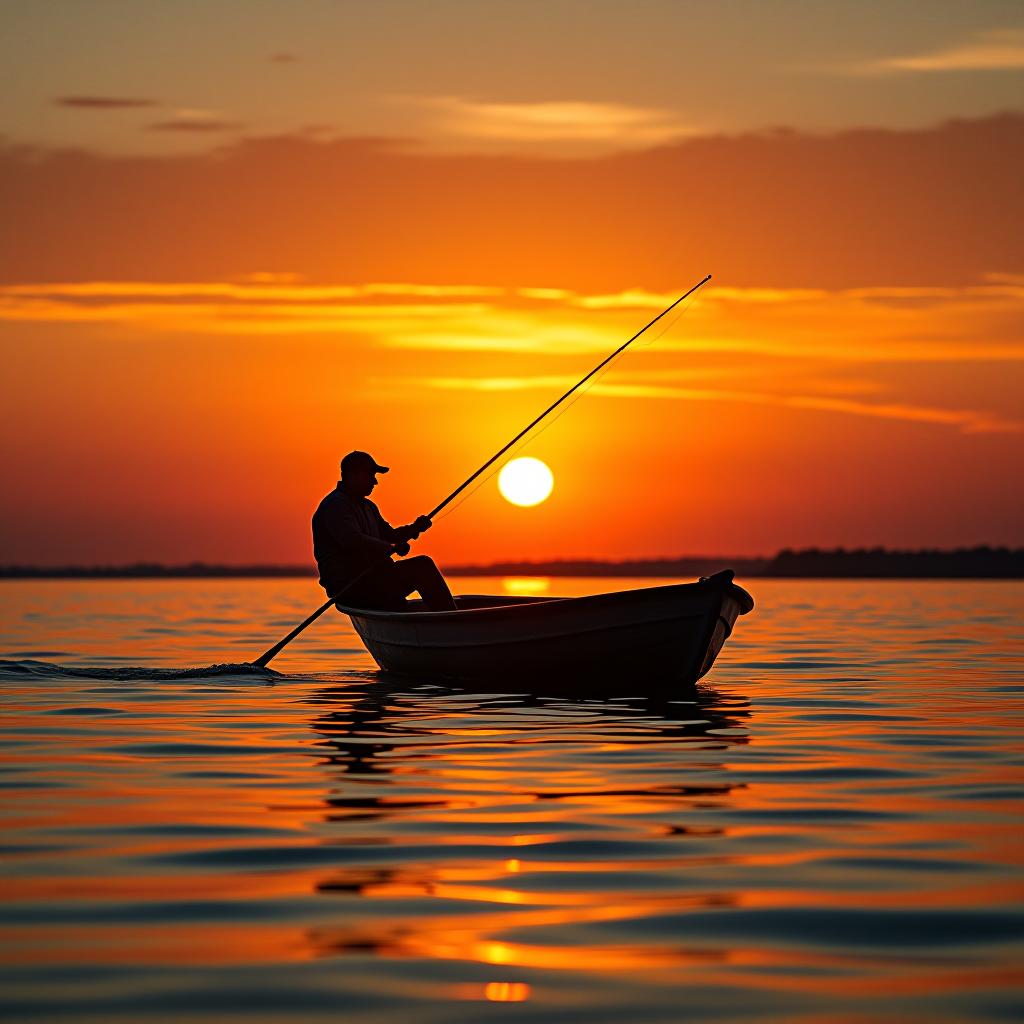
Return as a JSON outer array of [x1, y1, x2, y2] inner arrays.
[[500, 576, 551, 596], [484, 981, 530, 1001]]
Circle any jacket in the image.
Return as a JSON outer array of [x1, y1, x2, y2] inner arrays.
[[312, 483, 399, 595]]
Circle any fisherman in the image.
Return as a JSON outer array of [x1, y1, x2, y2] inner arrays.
[[312, 451, 457, 611]]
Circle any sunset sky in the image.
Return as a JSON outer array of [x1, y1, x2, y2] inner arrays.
[[1, 0, 1022, 566]]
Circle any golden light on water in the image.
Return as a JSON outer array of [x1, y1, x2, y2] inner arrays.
[[484, 981, 531, 1002], [498, 457, 554, 507], [501, 577, 551, 597]]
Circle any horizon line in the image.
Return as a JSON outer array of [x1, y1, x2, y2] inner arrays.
[[1, 546, 1020, 580]]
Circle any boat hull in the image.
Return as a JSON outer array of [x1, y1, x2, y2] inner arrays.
[[338, 571, 754, 690]]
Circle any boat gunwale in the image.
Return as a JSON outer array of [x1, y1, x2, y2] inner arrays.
[[337, 578, 754, 623]]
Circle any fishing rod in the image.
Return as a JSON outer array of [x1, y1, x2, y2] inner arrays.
[[252, 273, 711, 669]]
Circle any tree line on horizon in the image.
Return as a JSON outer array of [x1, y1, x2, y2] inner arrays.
[[1, 547, 1021, 579]]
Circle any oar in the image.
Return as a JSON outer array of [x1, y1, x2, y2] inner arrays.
[[252, 273, 711, 668]]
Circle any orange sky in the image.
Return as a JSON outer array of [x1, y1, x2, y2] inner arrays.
[[1, 4, 1022, 565]]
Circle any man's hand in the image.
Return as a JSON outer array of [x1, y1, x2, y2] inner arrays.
[[396, 516, 433, 543]]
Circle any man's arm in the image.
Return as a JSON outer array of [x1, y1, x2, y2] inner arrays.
[[371, 503, 432, 547], [391, 515, 433, 544]]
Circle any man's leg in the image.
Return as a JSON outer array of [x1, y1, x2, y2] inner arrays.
[[391, 555, 457, 611], [341, 562, 407, 611]]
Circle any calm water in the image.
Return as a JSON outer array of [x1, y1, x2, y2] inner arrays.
[[1, 577, 1022, 1023]]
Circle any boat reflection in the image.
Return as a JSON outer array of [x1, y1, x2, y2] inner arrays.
[[302, 679, 753, 973]]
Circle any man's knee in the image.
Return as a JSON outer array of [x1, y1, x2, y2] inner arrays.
[[406, 555, 437, 572]]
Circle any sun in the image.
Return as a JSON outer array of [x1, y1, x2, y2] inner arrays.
[[498, 457, 554, 507]]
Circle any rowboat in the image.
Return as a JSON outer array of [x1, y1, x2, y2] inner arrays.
[[336, 569, 753, 688]]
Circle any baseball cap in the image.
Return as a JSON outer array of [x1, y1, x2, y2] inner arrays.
[[340, 451, 389, 475]]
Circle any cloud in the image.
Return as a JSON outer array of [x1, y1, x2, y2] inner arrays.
[[421, 375, 1023, 434], [405, 96, 695, 146], [55, 96, 158, 109], [0, 280, 506, 337], [147, 115, 245, 133], [268, 52, 299, 64], [545, 281, 1024, 313], [0, 280, 501, 302], [0, 114, 1020, 290], [385, 282, 1024, 363], [850, 29, 1024, 74], [572, 286, 830, 310], [1, 279, 1020, 369]]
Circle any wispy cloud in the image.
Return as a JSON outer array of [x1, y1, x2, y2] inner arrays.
[[1, 280, 1019, 453], [0, 296, 490, 336], [0, 280, 1020, 365], [268, 52, 299, 64], [849, 28, 1024, 74], [0, 281, 501, 302], [148, 116, 245, 133], [421, 376, 1023, 434], [55, 95, 158, 109], [386, 282, 1024, 363], [0, 280, 499, 337], [573, 287, 830, 310], [562, 281, 1024, 312], [404, 96, 695, 146]]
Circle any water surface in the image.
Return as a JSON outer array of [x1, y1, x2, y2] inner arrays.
[[1, 578, 1022, 1022]]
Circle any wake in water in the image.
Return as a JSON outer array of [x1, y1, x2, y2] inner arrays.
[[0, 659, 282, 682]]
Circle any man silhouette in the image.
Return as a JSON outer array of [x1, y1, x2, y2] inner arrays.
[[312, 451, 457, 611]]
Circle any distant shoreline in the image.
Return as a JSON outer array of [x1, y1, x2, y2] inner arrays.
[[1, 547, 1021, 579]]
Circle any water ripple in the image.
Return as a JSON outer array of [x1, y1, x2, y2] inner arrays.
[[0, 577, 1021, 1022]]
